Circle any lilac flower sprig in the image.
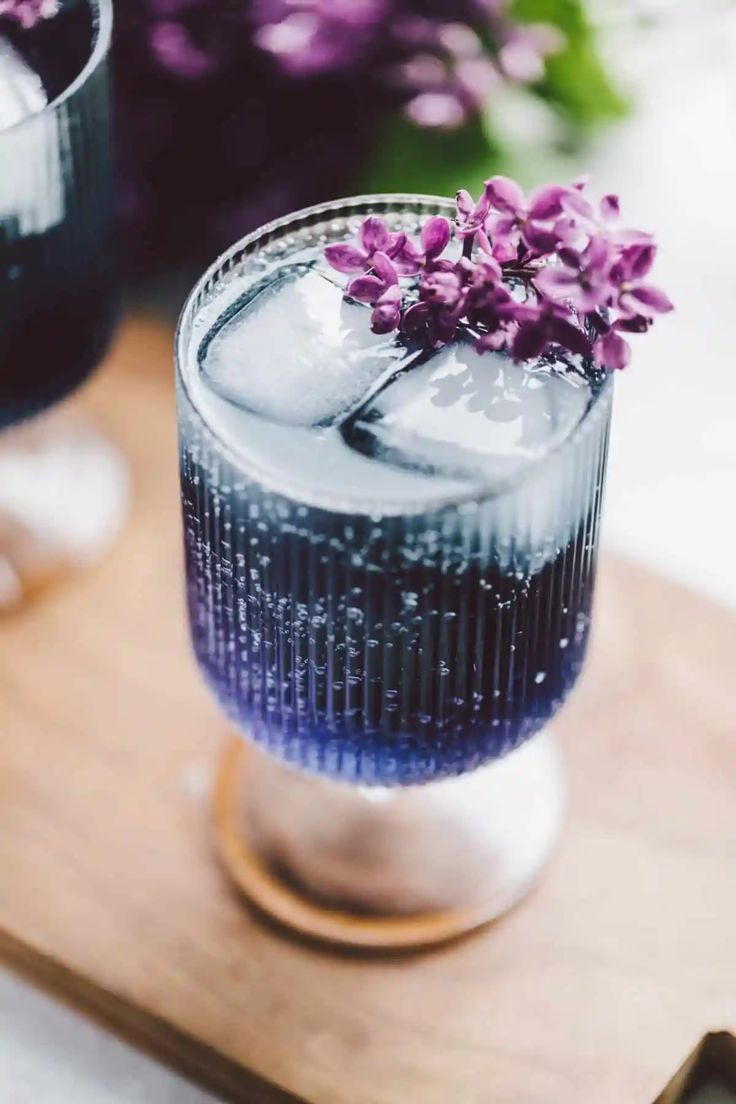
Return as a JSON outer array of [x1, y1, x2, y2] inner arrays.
[[0, 0, 58, 29], [326, 177, 673, 370]]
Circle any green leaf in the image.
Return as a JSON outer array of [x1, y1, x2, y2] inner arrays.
[[359, 0, 627, 197], [512, 0, 589, 35], [360, 114, 509, 198], [511, 0, 629, 128]]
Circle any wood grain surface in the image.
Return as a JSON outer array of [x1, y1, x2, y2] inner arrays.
[[0, 315, 734, 1104]]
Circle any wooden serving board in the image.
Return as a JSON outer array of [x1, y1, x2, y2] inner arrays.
[[0, 316, 735, 1104]]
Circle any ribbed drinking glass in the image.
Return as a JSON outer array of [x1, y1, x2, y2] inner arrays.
[[176, 196, 612, 947]]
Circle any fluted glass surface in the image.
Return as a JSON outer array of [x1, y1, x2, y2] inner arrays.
[[0, 0, 115, 428], [177, 197, 612, 786]]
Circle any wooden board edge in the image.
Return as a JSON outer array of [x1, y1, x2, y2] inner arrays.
[[0, 928, 306, 1104]]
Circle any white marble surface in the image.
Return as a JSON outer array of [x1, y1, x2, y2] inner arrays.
[[0, 970, 216, 1102], [2, 7, 735, 1101]]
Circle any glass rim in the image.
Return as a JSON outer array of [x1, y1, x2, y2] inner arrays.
[[0, 0, 113, 136], [176, 193, 614, 514]]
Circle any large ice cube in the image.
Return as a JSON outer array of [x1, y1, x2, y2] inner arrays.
[[342, 337, 592, 486], [0, 40, 63, 236], [199, 266, 419, 428], [0, 39, 46, 130]]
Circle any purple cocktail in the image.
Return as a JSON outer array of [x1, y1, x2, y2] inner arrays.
[[177, 196, 613, 942]]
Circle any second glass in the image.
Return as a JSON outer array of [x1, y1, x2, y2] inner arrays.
[[0, 0, 125, 609]]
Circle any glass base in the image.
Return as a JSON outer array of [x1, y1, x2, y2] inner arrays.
[[213, 730, 565, 949], [0, 407, 128, 611]]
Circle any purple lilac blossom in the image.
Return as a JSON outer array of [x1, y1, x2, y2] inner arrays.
[[325, 176, 673, 370], [325, 216, 421, 276]]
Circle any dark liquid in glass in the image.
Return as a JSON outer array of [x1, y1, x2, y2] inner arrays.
[[181, 439, 607, 786], [0, 0, 115, 429]]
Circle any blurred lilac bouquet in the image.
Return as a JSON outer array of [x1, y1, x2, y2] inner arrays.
[[253, 0, 562, 130], [0, 0, 57, 27], [0, 0, 625, 265]]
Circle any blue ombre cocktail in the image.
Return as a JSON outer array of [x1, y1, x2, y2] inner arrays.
[[177, 196, 612, 943]]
